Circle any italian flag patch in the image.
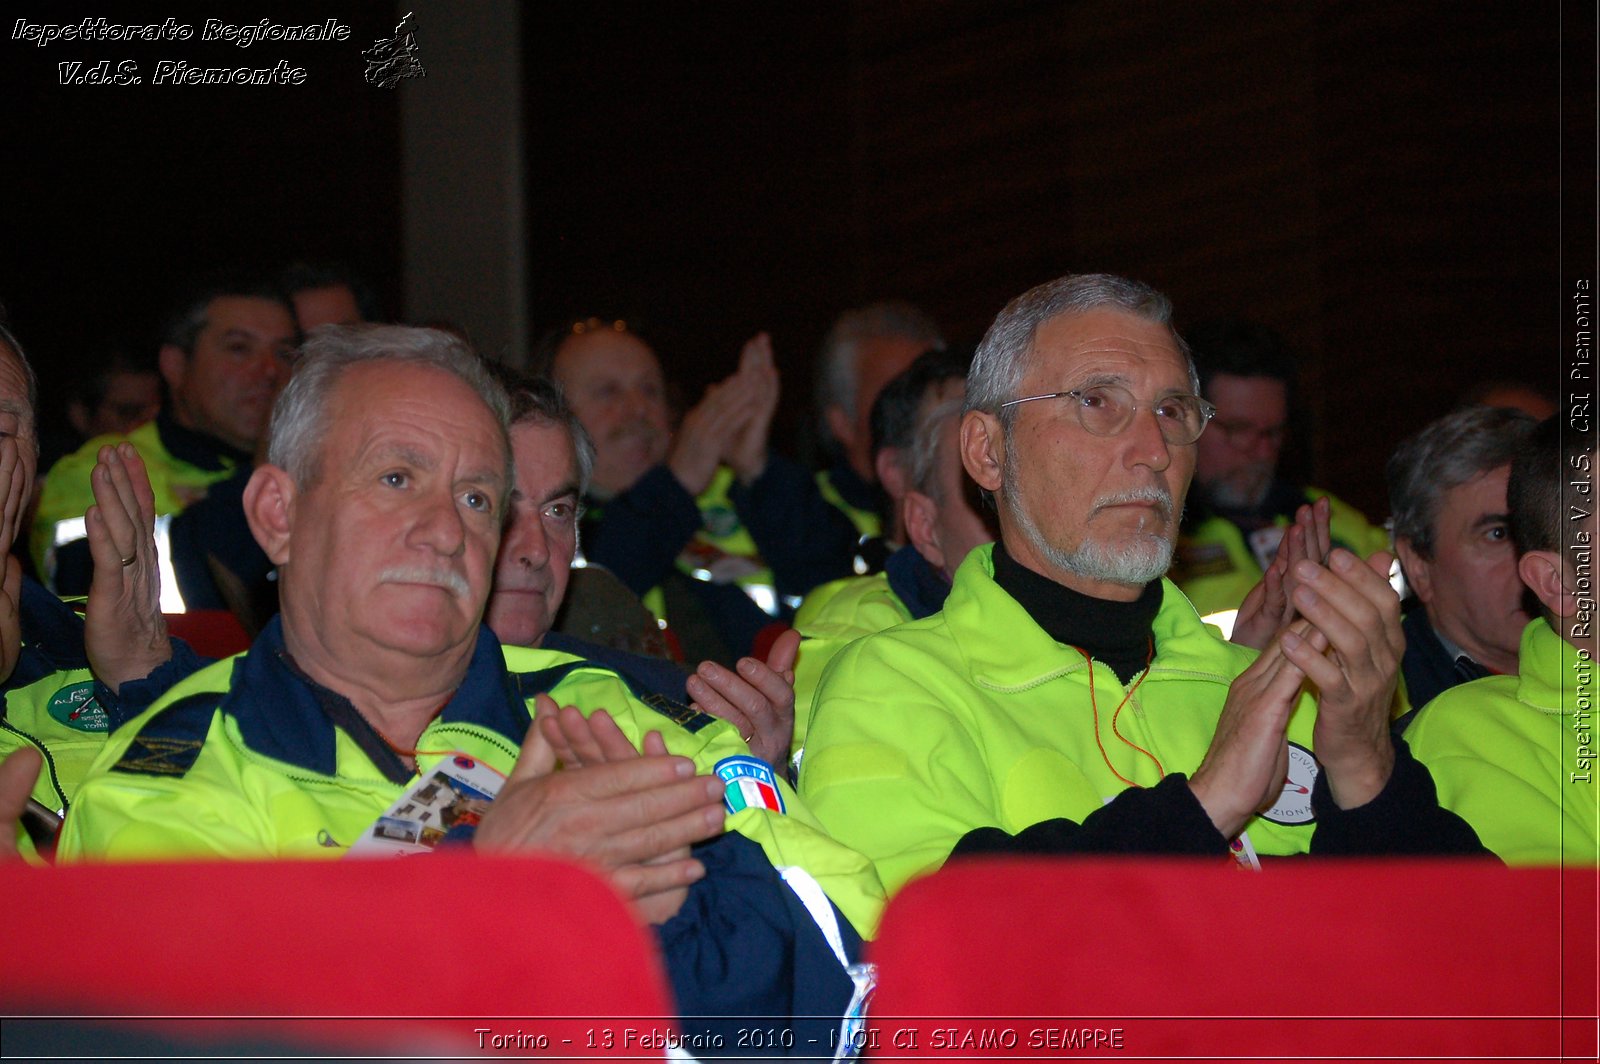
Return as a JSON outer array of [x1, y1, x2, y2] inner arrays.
[[714, 755, 786, 815]]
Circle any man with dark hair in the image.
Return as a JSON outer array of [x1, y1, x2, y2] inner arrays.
[[1406, 416, 1598, 863], [483, 371, 799, 773], [279, 261, 381, 330], [1171, 320, 1388, 620], [32, 275, 299, 605], [1386, 406, 1538, 727], [45, 348, 162, 469], [803, 274, 1483, 896]]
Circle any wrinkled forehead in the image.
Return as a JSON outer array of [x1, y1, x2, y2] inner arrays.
[[0, 341, 34, 424], [510, 417, 581, 495], [1028, 309, 1189, 389], [328, 361, 510, 478]]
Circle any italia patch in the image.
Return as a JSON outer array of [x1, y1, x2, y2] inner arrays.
[[46, 681, 108, 733], [715, 755, 785, 815], [1259, 741, 1318, 825]]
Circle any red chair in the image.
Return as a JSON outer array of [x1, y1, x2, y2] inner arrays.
[[163, 610, 253, 659], [867, 858, 1598, 1060], [1, 854, 678, 1057]]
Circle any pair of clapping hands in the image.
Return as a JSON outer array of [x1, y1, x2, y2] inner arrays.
[[1193, 498, 1404, 840], [475, 628, 799, 924], [666, 333, 782, 495]]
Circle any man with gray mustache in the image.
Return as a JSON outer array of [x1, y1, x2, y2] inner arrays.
[[801, 273, 1484, 896]]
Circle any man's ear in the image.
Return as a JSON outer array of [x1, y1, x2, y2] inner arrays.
[[824, 404, 855, 456], [903, 489, 945, 573], [874, 447, 908, 505], [961, 410, 1004, 494], [1394, 536, 1433, 604], [243, 465, 296, 566], [1518, 549, 1569, 620], [158, 344, 188, 394]]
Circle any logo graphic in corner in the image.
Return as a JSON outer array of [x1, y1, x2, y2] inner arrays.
[[1260, 741, 1319, 825], [714, 755, 785, 816], [46, 681, 108, 733]]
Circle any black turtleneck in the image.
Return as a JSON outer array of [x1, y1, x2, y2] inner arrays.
[[990, 541, 1162, 684]]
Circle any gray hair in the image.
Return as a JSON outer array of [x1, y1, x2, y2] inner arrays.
[[965, 273, 1197, 424], [268, 324, 512, 490], [817, 301, 945, 434], [1387, 404, 1538, 557], [0, 318, 40, 455], [907, 396, 964, 501], [504, 373, 597, 496]]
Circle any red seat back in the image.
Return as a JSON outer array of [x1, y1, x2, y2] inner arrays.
[[1, 854, 677, 1056], [868, 858, 1597, 1059]]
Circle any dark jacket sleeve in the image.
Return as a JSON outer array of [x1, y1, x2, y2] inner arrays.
[[97, 639, 214, 730], [657, 832, 860, 1056], [951, 773, 1231, 858], [728, 456, 859, 601], [1309, 736, 1494, 856], [166, 467, 272, 612], [583, 465, 704, 597]]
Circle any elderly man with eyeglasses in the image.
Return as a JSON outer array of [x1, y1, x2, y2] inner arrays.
[[799, 274, 1485, 895]]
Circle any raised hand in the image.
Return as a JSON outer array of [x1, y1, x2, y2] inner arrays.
[[685, 627, 798, 770], [1190, 624, 1318, 840], [724, 332, 780, 485], [84, 444, 171, 692], [1284, 548, 1403, 809]]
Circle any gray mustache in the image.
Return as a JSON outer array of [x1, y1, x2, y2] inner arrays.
[[378, 566, 470, 597]]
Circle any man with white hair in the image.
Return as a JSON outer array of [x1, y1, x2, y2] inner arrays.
[[801, 273, 1484, 895], [62, 326, 881, 1047]]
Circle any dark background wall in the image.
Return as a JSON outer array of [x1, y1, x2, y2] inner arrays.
[[6, 2, 1570, 520]]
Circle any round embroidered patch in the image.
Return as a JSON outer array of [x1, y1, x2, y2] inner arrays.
[[1259, 741, 1318, 825], [46, 681, 108, 733]]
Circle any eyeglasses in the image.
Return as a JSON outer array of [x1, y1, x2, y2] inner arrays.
[[999, 383, 1216, 445]]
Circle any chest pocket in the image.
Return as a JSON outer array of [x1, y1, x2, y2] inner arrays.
[[1000, 748, 1104, 831]]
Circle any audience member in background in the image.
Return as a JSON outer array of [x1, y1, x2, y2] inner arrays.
[[1386, 406, 1537, 730], [537, 319, 857, 664], [792, 355, 996, 765], [1406, 416, 1597, 863], [61, 326, 882, 1048], [1170, 320, 1388, 620], [279, 261, 381, 330], [0, 322, 200, 859], [801, 347, 974, 607], [1460, 378, 1556, 421], [40, 347, 163, 472], [813, 302, 946, 542], [802, 274, 1484, 896], [32, 274, 299, 613], [483, 371, 798, 772]]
